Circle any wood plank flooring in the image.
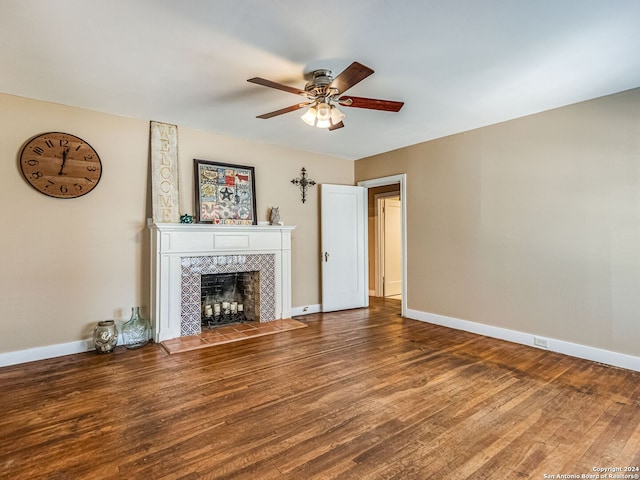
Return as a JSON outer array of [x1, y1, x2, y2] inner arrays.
[[1, 297, 638, 479]]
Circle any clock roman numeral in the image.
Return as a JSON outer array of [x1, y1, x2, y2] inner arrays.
[[44, 139, 54, 148], [33, 146, 44, 155]]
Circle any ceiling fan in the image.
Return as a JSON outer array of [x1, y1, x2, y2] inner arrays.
[[247, 62, 404, 131]]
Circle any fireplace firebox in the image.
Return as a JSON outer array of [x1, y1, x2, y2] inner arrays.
[[201, 271, 260, 326]]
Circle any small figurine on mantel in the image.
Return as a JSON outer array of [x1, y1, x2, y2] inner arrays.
[[269, 206, 282, 225]]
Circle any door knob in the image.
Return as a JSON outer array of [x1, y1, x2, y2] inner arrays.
[[324, 252, 330, 262]]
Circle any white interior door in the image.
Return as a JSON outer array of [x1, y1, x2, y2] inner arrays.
[[383, 197, 402, 297], [321, 184, 367, 312]]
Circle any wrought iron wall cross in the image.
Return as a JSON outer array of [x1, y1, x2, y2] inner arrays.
[[291, 167, 316, 203]]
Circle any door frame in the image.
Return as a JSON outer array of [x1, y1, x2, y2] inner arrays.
[[358, 174, 407, 317], [375, 192, 401, 297]]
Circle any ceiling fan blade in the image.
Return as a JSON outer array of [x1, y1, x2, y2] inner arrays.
[[328, 121, 344, 131], [256, 103, 310, 119], [247, 77, 307, 96], [339, 96, 404, 112], [329, 62, 374, 94]]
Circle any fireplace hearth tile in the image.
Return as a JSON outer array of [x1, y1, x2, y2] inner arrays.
[[233, 323, 259, 332], [160, 319, 308, 354], [213, 330, 250, 342]]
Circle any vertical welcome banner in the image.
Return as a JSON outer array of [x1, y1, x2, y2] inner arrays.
[[150, 121, 180, 223]]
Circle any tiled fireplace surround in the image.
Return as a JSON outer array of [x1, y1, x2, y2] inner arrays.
[[181, 254, 274, 335], [149, 223, 295, 343]]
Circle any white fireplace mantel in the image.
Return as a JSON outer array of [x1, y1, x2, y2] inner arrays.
[[149, 222, 295, 342]]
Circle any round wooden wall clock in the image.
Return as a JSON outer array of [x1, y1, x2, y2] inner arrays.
[[19, 132, 102, 199]]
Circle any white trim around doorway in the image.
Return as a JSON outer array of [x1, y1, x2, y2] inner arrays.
[[374, 192, 401, 297], [358, 174, 408, 318]]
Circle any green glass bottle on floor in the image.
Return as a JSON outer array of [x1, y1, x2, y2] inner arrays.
[[121, 306, 151, 349]]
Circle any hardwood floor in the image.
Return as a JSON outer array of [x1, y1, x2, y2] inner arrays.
[[1, 298, 638, 479]]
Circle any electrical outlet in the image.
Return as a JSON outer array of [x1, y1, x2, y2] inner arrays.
[[533, 336, 549, 349]]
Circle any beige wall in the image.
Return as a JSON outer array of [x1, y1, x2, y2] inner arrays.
[[355, 88, 640, 357], [0, 94, 352, 354]]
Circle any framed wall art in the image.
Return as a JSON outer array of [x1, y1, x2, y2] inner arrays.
[[193, 159, 257, 225]]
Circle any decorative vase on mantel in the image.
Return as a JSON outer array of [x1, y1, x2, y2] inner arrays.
[[121, 306, 151, 349], [93, 320, 118, 354]]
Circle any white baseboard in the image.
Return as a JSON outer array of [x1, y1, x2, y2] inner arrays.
[[406, 308, 640, 373], [291, 304, 322, 317], [0, 340, 91, 368]]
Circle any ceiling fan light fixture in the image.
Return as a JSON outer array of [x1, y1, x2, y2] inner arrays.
[[330, 105, 345, 124], [316, 102, 332, 122], [301, 103, 346, 129], [301, 106, 318, 126]]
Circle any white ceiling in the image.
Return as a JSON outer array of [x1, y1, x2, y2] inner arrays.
[[2, 0, 639, 160]]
